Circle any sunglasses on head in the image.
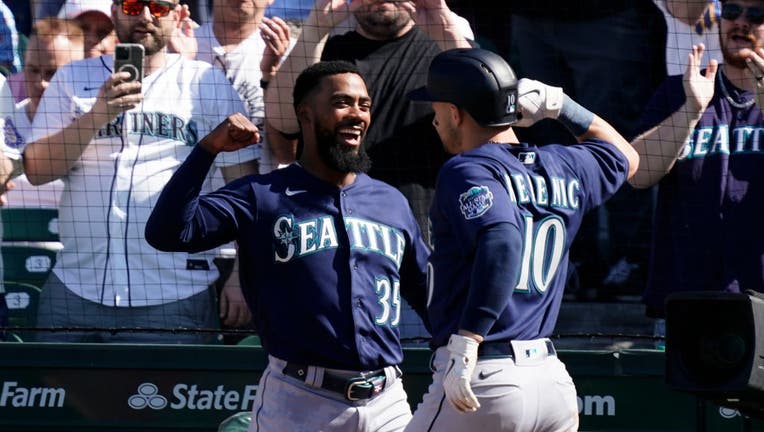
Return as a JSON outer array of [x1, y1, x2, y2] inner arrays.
[[114, 0, 175, 18], [721, 2, 764, 25]]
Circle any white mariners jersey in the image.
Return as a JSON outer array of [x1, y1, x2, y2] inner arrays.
[[30, 53, 257, 307]]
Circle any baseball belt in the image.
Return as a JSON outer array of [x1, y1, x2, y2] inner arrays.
[[478, 338, 556, 359], [282, 363, 402, 401]]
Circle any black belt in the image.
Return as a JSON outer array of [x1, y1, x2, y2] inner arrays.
[[477, 339, 557, 359], [282, 363, 400, 401]]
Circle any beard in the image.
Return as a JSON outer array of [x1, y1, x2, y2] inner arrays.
[[354, 7, 411, 39], [315, 124, 372, 174], [720, 31, 762, 69], [115, 24, 168, 56]]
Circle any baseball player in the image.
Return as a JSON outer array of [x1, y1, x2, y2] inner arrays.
[[145, 60, 430, 432], [405, 48, 639, 431], [23, 0, 258, 343]]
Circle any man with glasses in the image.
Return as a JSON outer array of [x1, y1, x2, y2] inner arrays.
[[630, 0, 764, 340], [23, 0, 258, 343]]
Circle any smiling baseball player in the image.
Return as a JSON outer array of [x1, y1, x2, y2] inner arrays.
[[145, 60, 430, 432], [405, 48, 639, 431]]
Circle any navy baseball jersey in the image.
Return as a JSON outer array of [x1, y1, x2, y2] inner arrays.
[[637, 71, 764, 318], [427, 141, 629, 348], [146, 147, 430, 370]]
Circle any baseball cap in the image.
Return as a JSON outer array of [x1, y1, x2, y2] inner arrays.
[[57, 0, 112, 20], [409, 48, 519, 127]]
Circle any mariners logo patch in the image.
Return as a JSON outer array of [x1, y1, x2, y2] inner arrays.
[[459, 186, 494, 220]]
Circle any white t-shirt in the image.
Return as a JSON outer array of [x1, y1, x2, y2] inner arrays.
[[195, 22, 298, 174], [195, 23, 272, 171], [30, 53, 257, 307]]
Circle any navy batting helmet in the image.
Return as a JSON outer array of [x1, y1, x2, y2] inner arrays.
[[409, 48, 518, 127]]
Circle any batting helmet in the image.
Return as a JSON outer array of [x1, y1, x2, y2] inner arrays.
[[409, 48, 518, 127]]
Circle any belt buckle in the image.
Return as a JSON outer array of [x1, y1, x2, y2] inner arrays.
[[345, 377, 373, 401]]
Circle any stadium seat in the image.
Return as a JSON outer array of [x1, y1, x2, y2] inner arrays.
[[4, 280, 41, 328], [4, 280, 42, 341], [218, 412, 251, 432], [0, 208, 59, 242], [2, 242, 62, 287], [236, 335, 261, 346]]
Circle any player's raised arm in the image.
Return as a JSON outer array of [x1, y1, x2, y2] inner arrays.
[[516, 78, 640, 180], [145, 113, 260, 253]]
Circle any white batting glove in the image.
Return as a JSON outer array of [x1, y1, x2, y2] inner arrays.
[[516, 78, 564, 127], [443, 334, 481, 413]]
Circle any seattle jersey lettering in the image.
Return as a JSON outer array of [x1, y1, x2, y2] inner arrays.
[[503, 173, 580, 210], [94, 112, 199, 145], [678, 124, 764, 160], [273, 215, 405, 268]]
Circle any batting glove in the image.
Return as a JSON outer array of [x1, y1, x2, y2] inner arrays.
[[443, 334, 481, 413], [516, 78, 564, 127]]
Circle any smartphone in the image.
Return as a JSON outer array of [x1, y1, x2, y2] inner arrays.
[[114, 43, 145, 83]]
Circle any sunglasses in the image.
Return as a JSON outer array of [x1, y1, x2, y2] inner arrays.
[[114, 0, 175, 18], [721, 3, 764, 25]]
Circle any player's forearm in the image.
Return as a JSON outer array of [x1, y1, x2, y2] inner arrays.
[[23, 110, 107, 185], [628, 103, 704, 188], [460, 223, 522, 337], [264, 22, 329, 134], [145, 145, 222, 253]]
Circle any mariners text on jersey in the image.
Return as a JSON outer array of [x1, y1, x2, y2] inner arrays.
[[679, 124, 764, 159], [273, 215, 405, 269], [94, 111, 199, 145], [502, 172, 580, 210]]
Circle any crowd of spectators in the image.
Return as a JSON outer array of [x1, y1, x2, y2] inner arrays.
[[0, 0, 759, 349]]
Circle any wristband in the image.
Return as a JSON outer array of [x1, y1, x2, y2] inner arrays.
[[558, 95, 594, 137], [260, 79, 269, 90]]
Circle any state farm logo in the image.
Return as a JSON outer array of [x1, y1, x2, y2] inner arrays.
[[128, 383, 167, 410], [127, 382, 258, 411]]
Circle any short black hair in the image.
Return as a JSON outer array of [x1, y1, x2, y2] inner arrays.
[[293, 60, 363, 110]]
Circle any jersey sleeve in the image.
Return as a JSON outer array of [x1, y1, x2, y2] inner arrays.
[[198, 65, 260, 168], [435, 157, 523, 247], [145, 145, 257, 253], [560, 140, 631, 213]]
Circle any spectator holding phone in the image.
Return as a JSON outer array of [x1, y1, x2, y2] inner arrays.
[[24, 0, 258, 343]]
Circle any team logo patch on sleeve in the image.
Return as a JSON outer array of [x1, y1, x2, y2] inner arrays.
[[458, 186, 494, 220]]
